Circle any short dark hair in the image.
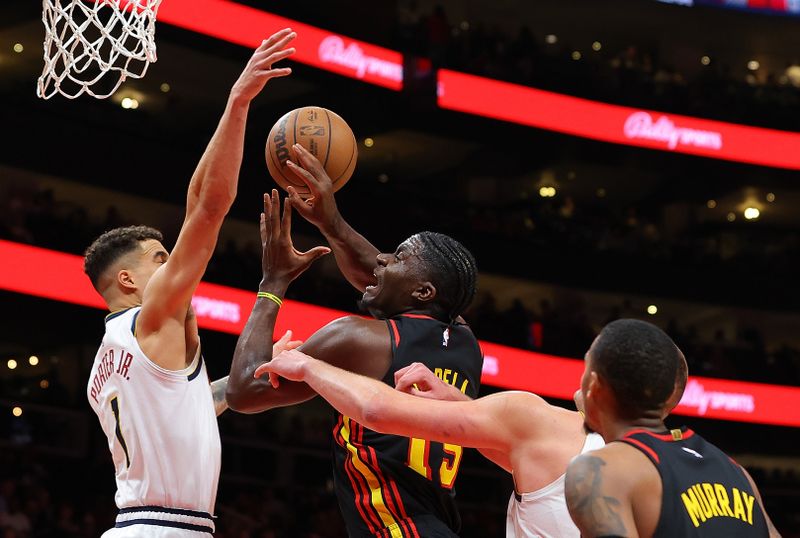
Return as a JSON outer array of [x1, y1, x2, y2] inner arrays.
[[591, 319, 679, 418], [84, 226, 163, 289], [414, 232, 478, 322]]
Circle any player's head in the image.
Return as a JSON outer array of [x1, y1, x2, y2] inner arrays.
[[84, 225, 167, 307], [360, 231, 477, 322], [580, 319, 681, 438]]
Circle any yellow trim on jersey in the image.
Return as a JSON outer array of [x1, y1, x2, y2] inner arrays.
[[340, 417, 404, 538]]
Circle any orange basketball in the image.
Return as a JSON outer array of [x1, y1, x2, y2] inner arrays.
[[265, 106, 357, 198]]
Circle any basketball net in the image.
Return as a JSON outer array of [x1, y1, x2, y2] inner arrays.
[[38, 0, 163, 99]]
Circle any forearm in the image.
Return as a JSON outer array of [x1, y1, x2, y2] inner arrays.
[[226, 281, 286, 412], [321, 214, 380, 291], [301, 358, 392, 430], [211, 376, 229, 416], [186, 95, 250, 216]]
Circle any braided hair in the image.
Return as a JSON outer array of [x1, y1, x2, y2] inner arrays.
[[414, 231, 478, 322]]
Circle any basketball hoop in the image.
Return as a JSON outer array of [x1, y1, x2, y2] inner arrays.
[[38, 0, 163, 99]]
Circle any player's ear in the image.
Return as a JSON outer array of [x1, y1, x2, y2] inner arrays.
[[117, 269, 137, 292], [412, 282, 437, 303]]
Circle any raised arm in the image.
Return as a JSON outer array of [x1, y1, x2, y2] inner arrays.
[[284, 143, 379, 291], [257, 349, 551, 453], [225, 191, 330, 413], [136, 30, 296, 370]]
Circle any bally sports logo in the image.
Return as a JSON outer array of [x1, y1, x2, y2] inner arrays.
[[679, 380, 755, 416], [192, 295, 241, 324], [318, 35, 403, 82], [624, 111, 723, 151]]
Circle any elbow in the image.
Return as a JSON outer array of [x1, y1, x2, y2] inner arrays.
[[225, 384, 264, 414], [360, 392, 390, 432]]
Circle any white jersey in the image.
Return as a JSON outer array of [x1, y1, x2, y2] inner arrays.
[[87, 307, 221, 536], [506, 432, 605, 538]]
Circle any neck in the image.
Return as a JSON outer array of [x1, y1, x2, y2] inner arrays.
[[106, 294, 142, 313], [599, 413, 667, 443]]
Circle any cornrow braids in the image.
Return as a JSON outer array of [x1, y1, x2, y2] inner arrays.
[[414, 231, 478, 322], [84, 225, 163, 289]]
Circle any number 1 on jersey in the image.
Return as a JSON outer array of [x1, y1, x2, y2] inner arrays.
[[407, 438, 463, 489]]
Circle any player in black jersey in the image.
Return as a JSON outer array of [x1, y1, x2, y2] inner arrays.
[[226, 144, 483, 538], [565, 319, 781, 538]]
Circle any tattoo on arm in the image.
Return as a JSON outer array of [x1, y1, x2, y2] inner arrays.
[[211, 376, 229, 417], [566, 455, 629, 537]]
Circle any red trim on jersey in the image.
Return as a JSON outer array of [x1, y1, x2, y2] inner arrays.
[[623, 428, 695, 442], [400, 314, 435, 320], [388, 319, 401, 347], [353, 421, 415, 538], [621, 438, 661, 465], [334, 416, 384, 534]]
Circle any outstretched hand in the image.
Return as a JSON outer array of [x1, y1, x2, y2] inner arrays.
[[254, 348, 315, 388], [285, 144, 342, 233], [260, 189, 331, 288], [231, 28, 296, 103], [394, 362, 467, 401]]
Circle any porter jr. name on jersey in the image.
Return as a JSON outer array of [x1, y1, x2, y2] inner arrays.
[[89, 347, 134, 403]]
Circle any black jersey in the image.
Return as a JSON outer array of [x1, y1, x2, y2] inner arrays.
[[332, 314, 484, 538], [618, 428, 769, 537]]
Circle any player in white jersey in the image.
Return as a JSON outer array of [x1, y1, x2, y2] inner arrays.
[[256, 353, 687, 538], [82, 28, 298, 536]]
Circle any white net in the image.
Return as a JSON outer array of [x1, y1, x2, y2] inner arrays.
[[38, 0, 163, 99]]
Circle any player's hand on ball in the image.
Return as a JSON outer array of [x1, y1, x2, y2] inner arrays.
[[254, 349, 313, 388], [285, 144, 342, 233]]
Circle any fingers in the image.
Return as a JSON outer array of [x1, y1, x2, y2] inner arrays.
[[286, 160, 321, 198], [286, 339, 304, 351], [259, 211, 267, 244], [274, 329, 293, 350], [293, 143, 324, 175], [286, 186, 314, 216], [258, 28, 296, 53], [269, 371, 280, 389], [254, 362, 270, 379], [270, 189, 281, 243], [261, 47, 295, 67], [281, 196, 293, 239], [301, 245, 332, 262]]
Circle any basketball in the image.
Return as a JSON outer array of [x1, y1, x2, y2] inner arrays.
[[266, 106, 358, 198]]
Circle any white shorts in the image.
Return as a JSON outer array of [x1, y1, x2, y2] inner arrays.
[[102, 526, 212, 537], [103, 506, 215, 537]]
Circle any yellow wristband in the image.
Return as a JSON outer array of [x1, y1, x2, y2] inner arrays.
[[257, 291, 283, 307]]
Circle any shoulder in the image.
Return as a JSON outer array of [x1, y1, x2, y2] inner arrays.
[[302, 316, 392, 379], [313, 315, 388, 342]]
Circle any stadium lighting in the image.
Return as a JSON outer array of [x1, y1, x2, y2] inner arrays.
[[363, 137, 374, 148], [29, 355, 39, 366], [647, 305, 658, 315], [571, 51, 582, 61], [160, 83, 171, 93], [545, 34, 557, 44], [12, 407, 22, 417], [592, 41, 602, 52], [701, 55, 711, 66], [747, 60, 760, 71], [7, 359, 17, 370], [744, 207, 760, 220], [727, 212, 736, 222], [120, 97, 139, 110], [706, 199, 717, 209], [766, 192, 775, 202]]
